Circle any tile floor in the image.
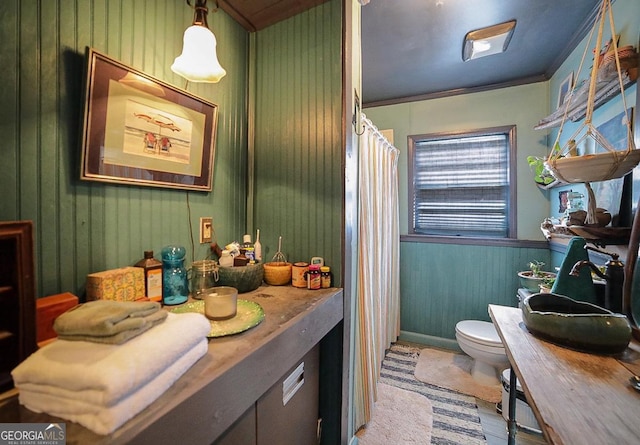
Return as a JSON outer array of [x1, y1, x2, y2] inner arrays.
[[476, 399, 547, 445]]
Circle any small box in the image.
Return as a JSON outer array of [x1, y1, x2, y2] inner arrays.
[[86, 267, 145, 302], [36, 292, 79, 345]]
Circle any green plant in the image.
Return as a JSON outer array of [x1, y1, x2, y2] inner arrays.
[[541, 276, 556, 288], [528, 260, 547, 278], [526, 156, 556, 186], [527, 142, 563, 186]]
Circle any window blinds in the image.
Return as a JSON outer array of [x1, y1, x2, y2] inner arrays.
[[413, 134, 509, 237]]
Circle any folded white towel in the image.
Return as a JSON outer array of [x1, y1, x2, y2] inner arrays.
[[19, 339, 208, 435], [12, 312, 210, 406]]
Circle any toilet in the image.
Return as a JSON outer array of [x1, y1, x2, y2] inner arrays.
[[455, 320, 509, 385]]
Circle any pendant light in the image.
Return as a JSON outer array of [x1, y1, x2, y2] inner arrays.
[[171, 0, 226, 83]]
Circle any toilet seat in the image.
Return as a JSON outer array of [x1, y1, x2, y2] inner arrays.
[[455, 320, 503, 348]]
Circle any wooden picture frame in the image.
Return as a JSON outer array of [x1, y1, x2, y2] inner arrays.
[[80, 48, 218, 192]]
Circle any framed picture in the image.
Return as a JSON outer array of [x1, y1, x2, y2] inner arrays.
[[557, 72, 573, 109], [80, 48, 218, 191], [592, 107, 634, 226], [558, 190, 569, 213]]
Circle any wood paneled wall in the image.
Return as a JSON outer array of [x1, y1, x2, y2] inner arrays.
[[253, 1, 343, 284], [0, 0, 249, 298], [400, 241, 550, 346]]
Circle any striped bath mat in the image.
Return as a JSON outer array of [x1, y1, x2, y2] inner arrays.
[[380, 344, 487, 445]]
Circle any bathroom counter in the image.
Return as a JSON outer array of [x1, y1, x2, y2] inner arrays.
[[489, 304, 640, 445], [0, 285, 344, 444]]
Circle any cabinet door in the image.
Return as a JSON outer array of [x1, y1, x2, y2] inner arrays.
[[256, 345, 320, 445], [213, 404, 256, 445]]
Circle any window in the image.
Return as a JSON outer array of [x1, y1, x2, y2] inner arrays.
[[408, 126, 516, 239]]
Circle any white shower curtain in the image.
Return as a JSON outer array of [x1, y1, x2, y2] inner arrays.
[[353, 113, 401, 429]]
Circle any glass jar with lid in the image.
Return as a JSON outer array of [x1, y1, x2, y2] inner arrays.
[[161, 245, 189, 305]]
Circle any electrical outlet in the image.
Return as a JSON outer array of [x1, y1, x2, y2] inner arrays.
[[200, 217, 213, 244]]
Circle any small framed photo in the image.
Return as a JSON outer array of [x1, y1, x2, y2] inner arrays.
[[80, 48, 218, 192], [557, 72, 573, 109]]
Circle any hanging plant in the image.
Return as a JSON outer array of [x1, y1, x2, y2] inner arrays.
[[527, 156, 556, 186], [527, 144, 563, 188]]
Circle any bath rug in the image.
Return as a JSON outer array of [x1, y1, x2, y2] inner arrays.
[[356, 382, 432, 445], [414, 347, 501, 403], [381, 345, 487, 445]]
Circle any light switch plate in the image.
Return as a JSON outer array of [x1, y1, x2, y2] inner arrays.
[[200, 217, 213, 244]]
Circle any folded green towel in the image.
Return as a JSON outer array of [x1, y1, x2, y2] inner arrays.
[[56, 309, 167, 344], [54, 300, 165, 338], [551, 237, 597, 305]]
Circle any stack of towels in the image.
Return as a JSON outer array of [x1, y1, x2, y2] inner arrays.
[[53, 300, 169, 344], [11, 300, 211, 435]]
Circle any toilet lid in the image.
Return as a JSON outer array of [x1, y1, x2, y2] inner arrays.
[[456, 320, 503, 347]]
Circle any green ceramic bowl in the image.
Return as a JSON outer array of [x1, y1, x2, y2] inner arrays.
[[216, 263, 264, 293], [522, 293, 631, 354]]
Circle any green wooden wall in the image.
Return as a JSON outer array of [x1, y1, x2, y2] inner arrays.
[[253, 1, 344, 284], [0, 0, 249, 298], [400, 242, 550, 346]]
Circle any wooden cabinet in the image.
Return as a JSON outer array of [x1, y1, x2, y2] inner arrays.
[[0, 287, 343, 445], [214, 345, 320, 445], [257, 345, 320, 445], [213, 406, 256, 445], [0, 221, 37, 392]]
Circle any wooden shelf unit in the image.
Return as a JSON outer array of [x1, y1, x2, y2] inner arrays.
[[0, 221, 37, 393]]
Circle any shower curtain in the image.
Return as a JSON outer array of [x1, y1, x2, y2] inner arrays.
[[353, 113, 401, 429]]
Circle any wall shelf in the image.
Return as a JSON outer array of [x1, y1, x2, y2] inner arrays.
[[547, 224, 630, 247], [535, 55, 638, 130]]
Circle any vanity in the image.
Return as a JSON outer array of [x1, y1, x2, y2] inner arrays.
[[0, 285, 344, 444], [489, 304, 640, 445]]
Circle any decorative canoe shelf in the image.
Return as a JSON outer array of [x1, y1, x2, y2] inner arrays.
[[545, 149, 640, 183], [544, 223, 631, 247], [535, 54, 638, 130]]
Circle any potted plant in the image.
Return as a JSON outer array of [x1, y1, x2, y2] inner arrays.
[[539, 276, 556, 293], [527, 156, 558, 188], [518, 261, 557, 292]]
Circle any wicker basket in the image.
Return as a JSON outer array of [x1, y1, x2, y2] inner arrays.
[[263, 262, 292, 286], [216, 263, 264, 293]]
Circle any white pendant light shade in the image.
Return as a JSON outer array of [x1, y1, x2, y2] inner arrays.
[[172, 25, 226, 83]]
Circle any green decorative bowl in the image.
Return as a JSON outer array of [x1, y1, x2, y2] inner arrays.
[[522, 293, 631, 354], [216, 263, 264, 293]]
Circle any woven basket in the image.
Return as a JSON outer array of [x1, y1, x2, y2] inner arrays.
[[263, 262, 292, 286], [216, 263, 264, 293]]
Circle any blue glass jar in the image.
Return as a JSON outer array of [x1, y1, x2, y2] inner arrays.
[[161, 245, 189, 305]]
